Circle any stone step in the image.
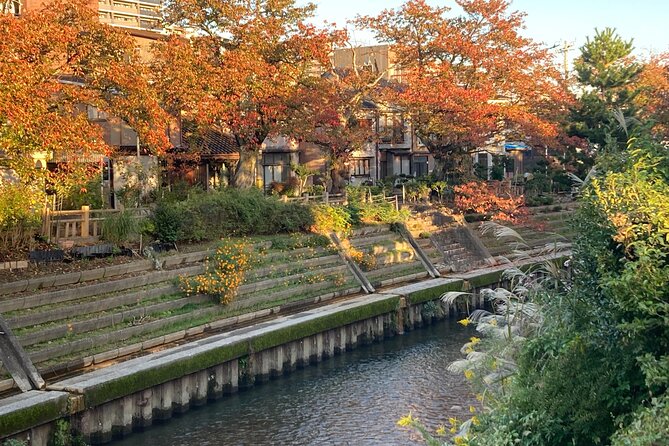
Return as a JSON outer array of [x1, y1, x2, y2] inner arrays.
[[351, 225, 392, 237], [246, 254, 342, 281], [19, 295, 212, 347], [0, 265, 203, 314], [8, 283, 179, 329], [365, 260, 423, 280], [238, 264, 349, 295], [349, 233, 399, 248]]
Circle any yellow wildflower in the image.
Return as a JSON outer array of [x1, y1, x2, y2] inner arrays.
[[454, 436, 469, 445], [458, 318, 471, 327], [469, 337, 481, 345], [469, 405, 477, 413], [397, 413, 415, 427], [464, 369, 475, 380], [436, 425, 446, 436], [472, 416, 480, 426]]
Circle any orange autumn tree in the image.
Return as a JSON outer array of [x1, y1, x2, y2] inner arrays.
[[637, 53, 669, 141], [285, 37, 389, 193], [0, 0, 170, 184], [155, 0, 332, 188], [356, 0, 571, 180]]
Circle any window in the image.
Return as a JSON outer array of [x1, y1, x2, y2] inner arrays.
[[477, 152, 490, 168], [87, 106, 108, 121], [379, 114, 405, 144], [140, 19, 158, 29], [113, 14, 134, 22], [262, 152, 291, 188], [398, 155, 411, 175], [413, 156, 428, 177], [352, 158, 371, 177]]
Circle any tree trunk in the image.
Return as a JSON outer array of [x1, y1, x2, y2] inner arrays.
[[231, 149, 257, 189], [434, 151, 475, 184], [329, 166, 348, 195]]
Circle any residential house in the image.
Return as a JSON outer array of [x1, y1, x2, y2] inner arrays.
[[330, 45, 434, 185], [8, 0, 179, 207]]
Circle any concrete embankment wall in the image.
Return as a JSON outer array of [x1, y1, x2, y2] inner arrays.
[[0, 257, 561, 445]]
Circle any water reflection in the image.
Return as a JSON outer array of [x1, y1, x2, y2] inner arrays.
[[115, 320, 475, 445]]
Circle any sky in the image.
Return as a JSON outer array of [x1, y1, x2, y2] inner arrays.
[[306, 0, 669, 65]]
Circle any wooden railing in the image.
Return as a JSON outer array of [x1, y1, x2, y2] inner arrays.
[[284, 192, 399, 210], [283, 192, 347, 205], [43, 207, 150, 242]]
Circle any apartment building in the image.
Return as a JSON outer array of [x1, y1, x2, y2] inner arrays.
[[0, 0, 21, 15], [96, 0, 161, 32]]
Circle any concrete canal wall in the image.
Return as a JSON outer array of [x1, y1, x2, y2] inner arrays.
[[0, 255, 565, 445]]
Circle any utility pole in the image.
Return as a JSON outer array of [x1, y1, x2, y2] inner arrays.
[[558, 40, 574, 83]]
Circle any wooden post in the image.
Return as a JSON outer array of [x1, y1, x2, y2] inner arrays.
[[324, 191, 329, 204], [42, 208, 51, 242], [81, 205, 90, 238]]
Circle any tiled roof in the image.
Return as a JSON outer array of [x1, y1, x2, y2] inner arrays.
[[182, 123, 240, 159]]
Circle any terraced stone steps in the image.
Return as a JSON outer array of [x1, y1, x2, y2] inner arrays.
[[7, 283, 179, 329], [17, 295, 210, 348], [0, 250, 212, 297], [0, 264, 203, 314], [348, 226, 430, 286], [234, 245, 358, 309]]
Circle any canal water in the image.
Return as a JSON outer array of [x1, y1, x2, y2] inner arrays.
[[115, 320, 476, 446]]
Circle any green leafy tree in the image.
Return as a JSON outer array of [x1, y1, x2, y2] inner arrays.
[[569, 28, 643, 149]]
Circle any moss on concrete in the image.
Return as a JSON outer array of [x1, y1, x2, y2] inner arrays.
[[464, 270, 505, 290], [250, 296, 401, 353], [0, 394, 69, 438], [83, 295, 401, 407], [84, 340, 249, 408], [407, 280, 465, 305]]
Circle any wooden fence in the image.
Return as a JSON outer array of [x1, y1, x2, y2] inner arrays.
[[42, 207, 150, 243], [284, 192, 400, 210]]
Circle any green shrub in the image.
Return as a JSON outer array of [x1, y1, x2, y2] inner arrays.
[[60, 176, 103, 210], [0, 183, 42, 255], [3, 440, 28, 446], [345, 185, 368, 203], [360, 201, 409, 224], [405, 181, 430, 201], [305, 184, 326, 196], [151, 201, 189, 243], [151, 188, 314, 243], [310, 204, 351, 235], [101, 211, 140, 246], [525, 195, 554, 207]]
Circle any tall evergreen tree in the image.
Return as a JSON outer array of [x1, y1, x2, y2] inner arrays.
[[570, 28, 643, 149]]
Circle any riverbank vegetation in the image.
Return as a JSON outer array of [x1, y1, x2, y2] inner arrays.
[[397, 26, 669, 446], [401, 127, 669, 446]]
